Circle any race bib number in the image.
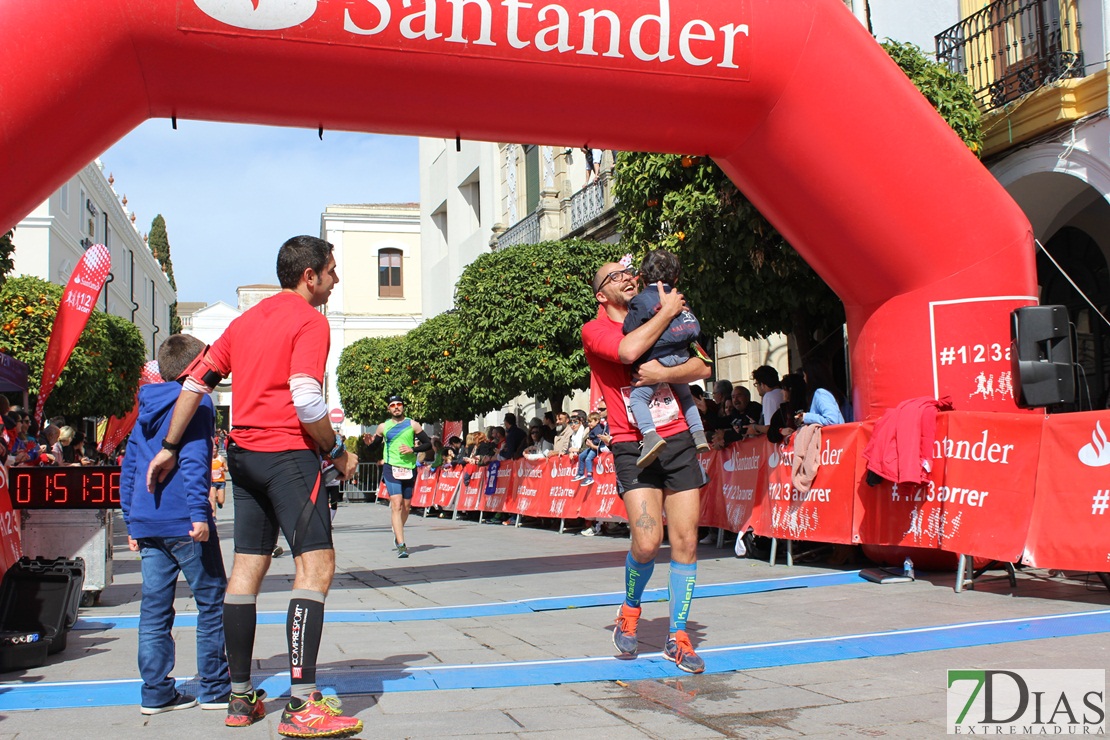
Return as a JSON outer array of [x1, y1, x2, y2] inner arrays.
[[621, 384, 681, 427], [391, 465, 413, 480]]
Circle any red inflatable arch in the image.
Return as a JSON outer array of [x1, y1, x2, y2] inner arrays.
[[0, 0, 1035, 419]]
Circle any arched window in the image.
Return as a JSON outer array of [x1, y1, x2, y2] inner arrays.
[[379, 248, 402, 298]]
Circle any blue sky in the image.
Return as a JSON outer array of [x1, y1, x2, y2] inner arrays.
[[102, 120, 419, 306]]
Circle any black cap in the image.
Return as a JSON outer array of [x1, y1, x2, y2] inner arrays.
[[387, 395, 404, 405]]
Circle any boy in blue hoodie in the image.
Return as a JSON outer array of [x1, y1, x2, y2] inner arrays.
[[121, 334, 232, 715]]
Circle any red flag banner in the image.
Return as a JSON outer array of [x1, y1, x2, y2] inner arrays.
[[1024, 410, 1110, 571], [718, 439, 766, 534], [545, 454, 583, 519], [35, 244, 112, 422], [99, 360, 163, 455]]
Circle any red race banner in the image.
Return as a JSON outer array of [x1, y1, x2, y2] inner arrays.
[[544, 454, 583, 520], [507, 457, 550, 517], [0, 465, 22, 578], [760, 427, 858, 544], [852, 415, 949, 548], [1024, 410, 1110, 571], [579, 452, 626, 520], [717, 439, 766, 534], [435, 465, 464, 507], [35, 244, 111, 422], [456, 466, 487, 513], [937, 412, 1041, 561], [480, 461, 514, 513], [412, 465, 438, 509]]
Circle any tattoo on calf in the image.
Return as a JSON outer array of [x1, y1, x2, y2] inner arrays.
[[635, 500, 656, 532]]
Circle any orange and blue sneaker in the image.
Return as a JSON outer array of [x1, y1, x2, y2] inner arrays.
[[277, 691, 363, 738], [225, 689, 267, 727], [612, 603, 641, 656], [663, 630, 705, 674]]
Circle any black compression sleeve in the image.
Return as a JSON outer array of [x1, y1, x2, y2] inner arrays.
[[412, 429, 433, 454]]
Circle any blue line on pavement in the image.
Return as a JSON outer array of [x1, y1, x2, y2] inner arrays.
[[5, 608, 1107, 711], [73, 570, 864, 630]]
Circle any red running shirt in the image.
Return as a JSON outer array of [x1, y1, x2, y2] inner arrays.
[[582, 309, 688, 445], [206, 292, 330, 453]]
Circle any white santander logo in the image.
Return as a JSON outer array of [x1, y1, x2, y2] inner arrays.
[[1078, 420, 1110, 467], [194, 0, 318, 31]]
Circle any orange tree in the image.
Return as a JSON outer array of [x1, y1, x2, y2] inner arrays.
[[453, 238, 621, 414], [336, 335, 409, 426], [0, 275, 145, 417]]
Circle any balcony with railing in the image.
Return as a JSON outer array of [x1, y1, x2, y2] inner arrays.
[[493, 167, 619, 249], [936, 0, 1084, 113], [496, 210, 541, 249]]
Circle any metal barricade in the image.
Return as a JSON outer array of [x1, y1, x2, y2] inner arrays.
[[342, 462, 382, 502]]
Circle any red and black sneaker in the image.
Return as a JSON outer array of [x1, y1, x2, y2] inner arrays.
[[278, 692, 363, 738], [225, 689, 267, 727]]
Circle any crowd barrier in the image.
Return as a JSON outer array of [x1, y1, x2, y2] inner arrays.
[[372, 410, 1109, 574], [0, 410, 1104, 579]]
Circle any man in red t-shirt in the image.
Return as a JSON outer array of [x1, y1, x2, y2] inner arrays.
[[146, 236, 361, 738], [582, 260, 711, 674]]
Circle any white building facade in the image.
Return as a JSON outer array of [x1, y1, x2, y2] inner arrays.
[[15, 160, 175, 360]]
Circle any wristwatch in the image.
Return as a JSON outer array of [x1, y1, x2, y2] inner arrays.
[[327, 434, 346, 459], [161, 438, 182, 453]]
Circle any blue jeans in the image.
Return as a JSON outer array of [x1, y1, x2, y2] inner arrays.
[[137, 535, 230, 707], [577, 448, 597, 478]]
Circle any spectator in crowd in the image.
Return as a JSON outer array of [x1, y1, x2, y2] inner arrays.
[[568, 412, 588, 456], [501, 414, 526, 460], [71, 430, 91, 465], [444, 436, 463, 464], [485, 426, 506, 460], [57, 425, 76, 464], [552, 411, 574, 455], [583, 146, 603, 184], [745, 365, 785, 437], [730, 386, 762, 430], [522, 426, 553, 459], [621, 249, 710, 466], [41, 424, 62, 465], [573, 411, 604, 485], [542, 411, 557, 443], [767, 373, 807, 444], [120, 333, 229, 716], [712, 379, 733, 416], [11, 412, 40, 466], [799, 361, 847, 426]]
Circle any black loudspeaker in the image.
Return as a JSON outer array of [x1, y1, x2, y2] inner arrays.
[[1010, 305, 1075, 408]]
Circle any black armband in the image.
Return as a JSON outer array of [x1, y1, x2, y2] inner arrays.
[[411, 429, 433, 454]]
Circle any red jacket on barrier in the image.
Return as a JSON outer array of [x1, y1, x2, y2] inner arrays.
[[862, 396, 952, 485]]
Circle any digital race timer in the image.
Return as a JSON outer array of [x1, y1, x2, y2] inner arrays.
[[7, 466, 122, 509]]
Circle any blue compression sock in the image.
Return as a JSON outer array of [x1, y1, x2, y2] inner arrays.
[[669, 560, 697, 633], [624, 552, 655, 608]]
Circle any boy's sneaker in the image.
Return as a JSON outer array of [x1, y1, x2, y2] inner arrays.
[[571, 473, 584, 481], [636, 431, 667, 468], [224, 689, 268, 726], [612, 603, 641, 656], [396, 542, 409, 559], [663, 630, 705, 674], [140, 691, 197, 715], [272, 546, 284, 558], [582, 477, 594, 486], [278, 692, 363, 738], [692, 430, 711, 453]]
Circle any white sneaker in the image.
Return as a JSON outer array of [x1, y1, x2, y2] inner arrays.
[[699, 534, 716, 545], [580, 527, 596, 537]]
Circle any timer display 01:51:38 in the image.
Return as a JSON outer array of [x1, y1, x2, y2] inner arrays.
[[7, 466, 122, 509]]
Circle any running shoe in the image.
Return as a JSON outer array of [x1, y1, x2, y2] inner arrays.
[[277, 692, 363, 738], [612, 603, 641, 656], [140, 691, 196, 715], [396, 542, 409, 558], [224, 689, 267, 726], [663, 630, 705, 674]]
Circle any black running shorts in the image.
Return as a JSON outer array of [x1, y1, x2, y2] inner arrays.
[[227, 444, 332, 557], [611, 430, 708, 496]]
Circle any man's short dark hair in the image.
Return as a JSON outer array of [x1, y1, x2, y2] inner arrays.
[[752, 365, 780, 388], [689, 384, 704, 400], [504, 413, 516, 426], [639, 249, 681, 285], [157, 334, 206, 382], [277, 235, 334, 290]]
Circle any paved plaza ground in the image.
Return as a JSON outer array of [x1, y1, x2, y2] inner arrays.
[[0, 491, 1107, 739]]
